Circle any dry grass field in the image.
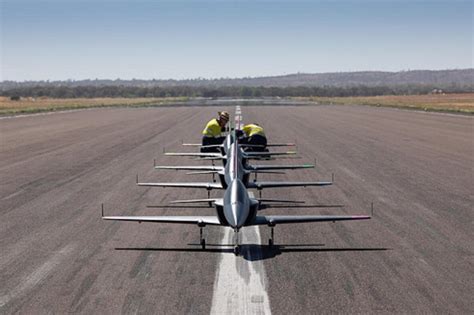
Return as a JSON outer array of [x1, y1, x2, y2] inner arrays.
[[297, 93, 474, 114], [0, 96, 188, 115], [2, 93, 473, 116]]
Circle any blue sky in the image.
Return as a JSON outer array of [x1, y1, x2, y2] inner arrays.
[[1, 0, 472, 81]]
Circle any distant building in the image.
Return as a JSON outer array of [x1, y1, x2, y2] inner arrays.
[[430, 89, 444, 94]]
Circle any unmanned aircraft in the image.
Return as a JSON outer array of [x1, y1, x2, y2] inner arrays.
[[103, 129, 371, 255]]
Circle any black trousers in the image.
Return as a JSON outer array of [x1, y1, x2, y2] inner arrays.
[[201, 136, 225, 152], [241, 134, 267, 152]]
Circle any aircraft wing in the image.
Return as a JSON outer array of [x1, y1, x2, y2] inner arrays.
[[186, 171, 220, 175], [248, 164, 314, 171], [253, 215, 370, 225], [182, 144, 224, 151], [155, 166, 223, 171], [243, 151, 296, 157], [247, 181, 332, 189], [239, 144, 265, 148], [198, 144, 222, 149], [256, 198, 305, 204], [181, 143, 292, 148], [169, 198, 221, 204], [197, 157, 226, 161], [165, 152, 224, 158], [266, 143, 296, 147], [137, 182, 223, 189], [103, 215, 221, 225]]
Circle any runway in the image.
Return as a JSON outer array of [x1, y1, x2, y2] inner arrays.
[[0, 104, 472, 313]]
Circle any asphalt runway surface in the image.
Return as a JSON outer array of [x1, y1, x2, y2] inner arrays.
[[0, 104, 472, 314]]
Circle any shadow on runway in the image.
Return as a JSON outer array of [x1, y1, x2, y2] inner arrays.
[[145, 204, 345, 209], [115, 244, 389, 261], [239, 244, 389, 261], [259, 204, 345, 209], [146, 205, 212, 209], [115, 247, 233, 253]]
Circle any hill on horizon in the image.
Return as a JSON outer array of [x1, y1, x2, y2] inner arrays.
[[1, 69, 472, 90]]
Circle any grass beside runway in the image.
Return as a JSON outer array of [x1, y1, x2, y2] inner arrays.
[[293, 93, 474, 114], [0, 96, 189, 116], [2, 93, 473, 116]]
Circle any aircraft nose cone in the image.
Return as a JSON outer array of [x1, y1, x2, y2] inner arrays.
[[223, 179, 250, 228], [224, 202, 244, 228], [235, 207, 247, 228]]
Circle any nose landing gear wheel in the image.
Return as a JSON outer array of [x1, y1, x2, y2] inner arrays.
[[233, 229, 241, 256], [199, 226, 206, 250], [268, 226, 275, 248]]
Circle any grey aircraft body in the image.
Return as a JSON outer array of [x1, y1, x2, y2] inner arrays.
[[103, 129, 371, 255], [140, 133, 330, 191], [153, 134, 322, 189]]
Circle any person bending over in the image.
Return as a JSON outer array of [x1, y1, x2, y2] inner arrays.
[[201, 111, 230, 152], [240, 123, 267, 152]]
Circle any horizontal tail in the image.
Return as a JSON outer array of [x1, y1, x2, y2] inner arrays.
[[252, 214, 370, 225], [248, 181, 332, 189]]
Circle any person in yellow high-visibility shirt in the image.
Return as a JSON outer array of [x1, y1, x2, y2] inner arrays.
[[240, 123, 267, 152], [201, 111, 230, 152]]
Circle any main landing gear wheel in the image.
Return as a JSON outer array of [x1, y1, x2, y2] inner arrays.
[[268, 226, 275, 248], [234, 230, 240, 256], [199, 226, 206, 250]]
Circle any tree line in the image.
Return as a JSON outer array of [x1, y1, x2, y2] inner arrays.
[[1, 83, 471, 99]]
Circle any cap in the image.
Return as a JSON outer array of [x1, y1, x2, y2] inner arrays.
[[218, 111, 230, 122]]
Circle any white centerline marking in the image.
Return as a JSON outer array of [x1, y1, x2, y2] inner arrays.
[[0, 108, 92, 120], [0, 244, 76, 308], [210, 227, 271, 315], [209, 106, 271, 314]]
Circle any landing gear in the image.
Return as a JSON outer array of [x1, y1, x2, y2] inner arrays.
[[268, 225, 275, 247], [207, 189, 213, 208], [200, 226, 206, 249], [234, 229, 240, 256], [211, 160, 216, 183]]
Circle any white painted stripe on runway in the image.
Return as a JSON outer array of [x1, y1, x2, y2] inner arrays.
[[209, 105, 271, 315], [235, 105, 242, 129], [0, 244, 76, 308], [0, 108, 92, 120], [210, 227, 271, 315]]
